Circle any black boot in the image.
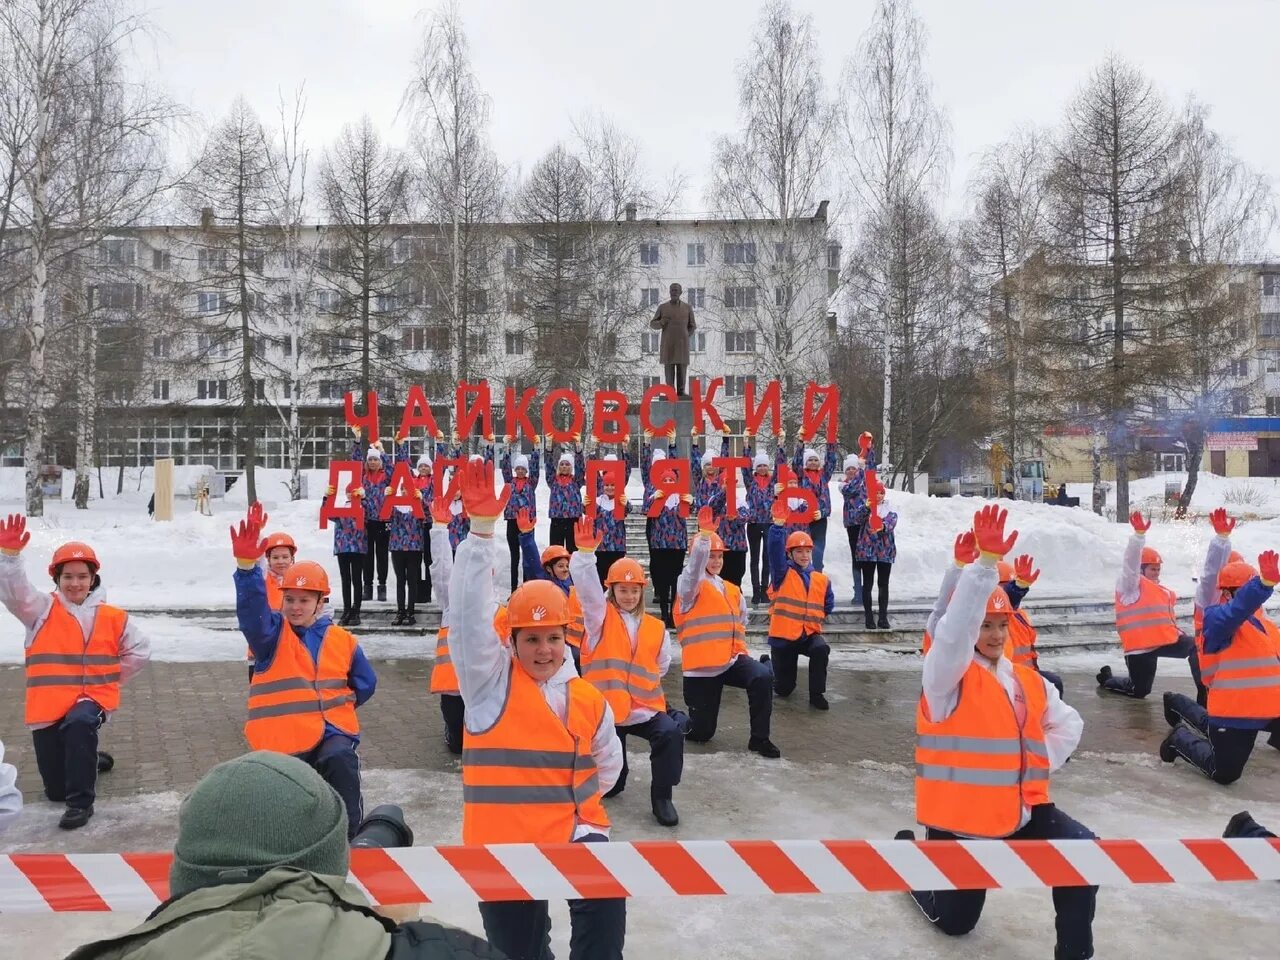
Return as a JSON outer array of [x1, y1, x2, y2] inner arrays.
[[1096, 664, 1112, 686], [338, 609, 351, 626], [391, 612, 406, 626], [652, 792, 679, 827], [877, 615, 890, 630], [96, 751, 114, 774], [810, 693, 829, 711], [1224, 811, 1257, 838], [347, 611, 362, 627], [377, 584, 387, 602], [749, 736, 781, 759], [59, 806, 94, 830], [404, 613, 417, 627], [1163, 691, 1180, 728], [864, 613, 876, 630], [1159, 729, 1178, 763], [362, 584, 373, 602]]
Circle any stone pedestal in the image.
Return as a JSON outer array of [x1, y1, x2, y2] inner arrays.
[[648, 399, 694, 460]]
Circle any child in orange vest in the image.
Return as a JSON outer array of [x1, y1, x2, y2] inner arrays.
[[448, 459, 626, 957], [231, 503, 377, 838], [764, 500, 834, 709], [996, 554, 1065, 700], [243, 531, 296, 674], [0, 515, 150, 830], [570, 517, 683, 827], [899, 505, 1095, 960], [1099, 511, 1203, 699]]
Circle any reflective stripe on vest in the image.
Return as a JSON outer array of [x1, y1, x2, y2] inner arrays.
[[915, 661, 1051, 838], [767, 569, 829, 640], [565, 588, 585, 648], [674, 578, 748, 671], [1201, 613, 1280, 719], [430, 626, 459, 695], [25, 598, 128, 726], [1114, 578, 1179, 652], [243, 622, 359, 754], [582, 608, 667, 723], [1005, 612, 1038, 668], [462, 667, 610, 844]]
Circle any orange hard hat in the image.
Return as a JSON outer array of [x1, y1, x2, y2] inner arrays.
[[1228, 551, 1245, 564], [786, 531, 814, 551], [541, 545, 571, 567], [48, 542, 100, 580], [605, 557, 648, 586], [263, 532, 297, 554], [1140, 547, 1162, 566], [707, 533, 726, 553], [996, 561, 1015, 584], [1217, 561, 1257, 591], [507, 579, 570, 628], [281, 561, 330, 596], [985, 588, 1013, 616]]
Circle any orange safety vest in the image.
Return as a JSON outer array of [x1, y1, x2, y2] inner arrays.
[[582, 605, 667, 723], [25, 597, 128, 726], [1114, 577, 1179, 652], [1199, 613, 1280, 720], [461, 665, 610, 844], [244, 621, 360, 754], [915, 660, 1051, 838], [247, 572, 285, 668], [767, 568, 829, 640], [673, 578, 748, 671], [565, 587, 585, 649], [432, 605, 510, 696], [1006, 610, 1038, 668]]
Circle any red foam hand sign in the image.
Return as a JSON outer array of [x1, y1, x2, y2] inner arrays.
[[455, 381, 493, 439], [396, 385, 439, 439], [432, 458, 466, 506], [640, 384, 677, 435], [866, 469, 884, 533], [344, 391, 379, 442], [379, 462, 425, 520], [591, 392, 629, 444], [713, 456, 751, 519], [541, 388, 586, 443], [744, 379, 782, 436], [320, 461, 365, 530], [585, 458, 627, 519], [647, 458, 691, 518], [504, 386, 539, 440], [690, 377, 727, 434], [773, 462, 817, 526], [801, 383, 840, 444]]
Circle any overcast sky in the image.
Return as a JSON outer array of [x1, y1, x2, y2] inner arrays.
[[145, 0, 1279, 230]]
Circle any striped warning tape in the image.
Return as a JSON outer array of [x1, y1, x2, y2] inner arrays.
[[1, 838, 1278, 913]]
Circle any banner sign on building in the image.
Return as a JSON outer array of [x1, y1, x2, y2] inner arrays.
[[1206, 433, 1258, 452]]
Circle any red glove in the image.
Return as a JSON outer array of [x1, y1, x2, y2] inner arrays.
[[1129, 511, 1151, 535], [460, 458, 509, 523], [574, 516, 601, 551], [771, 499, 789, 525], [1210, 507, 1236, 537], [858, 432, 873, 455], [697, 505, 716, 534], [229, 516, 266, 563], [1259, 550, 1279, 587], [953, 531, 977, 567], [430, 497, 451, 526], [0, 514, 30, 554], [1014, 554, 1040, 587], [973, 505, 1017, 561], [516, 507, 535, 535], [247, 501, 268, 531]]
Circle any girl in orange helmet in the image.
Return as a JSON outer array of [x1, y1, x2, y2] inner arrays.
[[0, 515, 150, 830], [448, 459, 625, 957], [764, 499, 835, 710], [570, 518, 684, 827]]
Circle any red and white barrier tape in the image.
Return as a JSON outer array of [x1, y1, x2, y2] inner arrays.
[[2, 838, 1278, 913]]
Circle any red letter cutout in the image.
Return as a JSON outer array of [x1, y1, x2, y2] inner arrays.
[[379, 462, 426, 520], [800, 382, 840, 444], [713, 456, 751, 520], [504, 386, 540, 440], [541, 388, 585, 442], [744, 379, 782, 436], [585, 458, 627, 519], [432, 457, 466, 507], [640, 384, 677, 435], [455, 381, 493, 439], [690, 377, 727, 434], [344, 391, 380, 442], [647, 458, 691, 519], [591, 391, 630, 444], [397, 385, 439, 439], [774, 463, 817, 525], [319, 461, 365, 530]]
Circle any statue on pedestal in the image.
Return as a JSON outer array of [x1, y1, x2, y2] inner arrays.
[[649, 282, 696, 399]]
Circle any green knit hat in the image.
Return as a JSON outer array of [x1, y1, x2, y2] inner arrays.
[[169, 751, 350, 898]]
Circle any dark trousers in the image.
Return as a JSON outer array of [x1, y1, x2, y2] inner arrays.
[[595, 550, 625, 587], [809, 516, 828, 571], [362, 518, 390, 590], [858, 560, 892, 621], [299, 733, 363, 839], [611, 711, 685, 800], [684, 653, 773, 742], [769, 633, 830, 699], [720, 550, 747, 588], [747, 522, 772, 600], [478, 833, 625, 960], [337, 553, 363, 613], [1040, 669, 1066, 700], [664, 362, 687, 395], [391, 550, 421, 614], [911, 804, 1098, 960], [846, 524, 864, 602], [31, 699, 105, 809], [649, 548, 685, 620], [507, 519, 523, 592], [1166, 697, 1280, 785], [549, 517, 578, 552], [418, 523, 433, 602], [439, 693, 464, 756], [1102, 635, 1202, 700]]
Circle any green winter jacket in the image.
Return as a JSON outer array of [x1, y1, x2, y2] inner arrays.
[[63, 867, 504, 960]]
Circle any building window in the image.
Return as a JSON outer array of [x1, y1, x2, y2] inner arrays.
[[318, 247, 348, 270], [100, 238, 137, 266], [689, 332, 706, 353], [641, 287, 661, 308], [469, 289, 489, 313], [197, 248, 227, 272], [505, 331, 525, 356], [723, 375, 757, 398], [152, 335, 171, 359], [826, 243, 841, 271], [774, 285, 793, 308], [599, 332, 618, 358], [253, 378, 266, 400], [725, 286, 757, 310], [504, 245, 523, 269], [152, 379, 169, 400], [641, 332, 660, 354], [724, 330, 756, 354], [1268, 397, 1280, 416], [244, 249, 265, 273], [424, 325, 450, 351], [1231, 392, 1250, 415], [1262, 274, 1279, 297], [467, 332, 488, 356], [315, 290, 341, 313], [99, 282, 141, 309], [197, 379, 228, 401], [197, 333, 231, 358], [1227, 358, 1249, 377], [687, 287, 705, 309], [773, 242, 792, 263], [151, 248, 171, 270], [196, 291, 223, 314], [724, 242, 757, 265], [642, 375, 663, 391], [1159, 453, 1185, 472], [1151, 395, 1169, 412], [601, 376, 620, 392], [639, 242, 660, 266], [1263, 314, 1280, 337], [375, 293, 397, 314], [687, 243, 705, 266]]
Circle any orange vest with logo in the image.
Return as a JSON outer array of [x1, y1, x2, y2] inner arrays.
[[461, 666, 610, 844], [582, 606, 667, 723], [1199, 612, 1280, 720], [432, 605, 510, 696], [244, 621, 359, 754], [25, 598, 128, 725], [1114, 577, 1179, 652], [915, 660, 1051, 838], [767, 568, 829, 640], [1006, 610, 1038, 668], [674, 578, 748, 671]]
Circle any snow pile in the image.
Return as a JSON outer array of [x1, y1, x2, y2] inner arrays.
[[1067, 471, 1280, 518]]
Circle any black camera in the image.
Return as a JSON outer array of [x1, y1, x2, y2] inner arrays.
[[351, 804, 415, 849]]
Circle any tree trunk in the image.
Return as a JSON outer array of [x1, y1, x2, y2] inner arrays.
[[1179, 437, 1204, 519], [237, 185, 257, 505], [24, 17, 52, 519], [287, 397, 302, 500], [73, 312, 96, 509], [1091, 438, 1105, 516]]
